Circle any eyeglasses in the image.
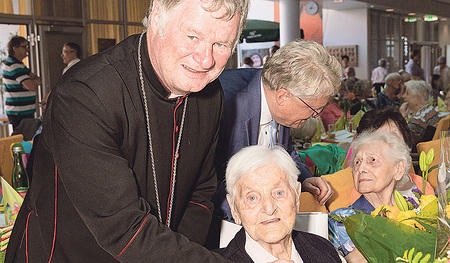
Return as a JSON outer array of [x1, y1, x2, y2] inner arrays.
[[295, 96, 324, 119], [18, 45, 29, 49]]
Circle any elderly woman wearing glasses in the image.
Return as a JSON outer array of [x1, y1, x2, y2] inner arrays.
[[329, 131, 413, 263], [222, 145, 342, 262]]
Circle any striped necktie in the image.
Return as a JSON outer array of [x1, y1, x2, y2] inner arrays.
[[269, 119, 278, 148]]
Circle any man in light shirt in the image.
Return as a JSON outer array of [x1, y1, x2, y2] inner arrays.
[[371, 58, 388, 85], [434, 56, 450, 92], [405, 49, 424, 80]]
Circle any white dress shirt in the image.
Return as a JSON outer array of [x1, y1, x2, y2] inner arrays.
[[245, 232, 303, 263], [371, 66, 388, 84], [434, 65, 450, 92], [258, 81, 276, 147], [62, 58, 81, 75]]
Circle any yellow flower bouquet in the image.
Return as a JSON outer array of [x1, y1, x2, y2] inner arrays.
[[343, 192, 438, 262], [342, 148, 439, 262]]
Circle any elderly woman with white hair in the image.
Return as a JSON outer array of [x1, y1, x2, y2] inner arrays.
[[399, 80, 441, 144], [375, 72, 402, 109], [329, 131, 414, 263], [222, 145, 342, 263]]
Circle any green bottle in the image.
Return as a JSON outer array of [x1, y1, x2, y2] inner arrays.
[[361, 99, 367, 112], [12, 146, 29, 199]]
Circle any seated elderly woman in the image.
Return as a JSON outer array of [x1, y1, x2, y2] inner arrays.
[[222, 145, 342, 262], [352, 108, 434, 195], [375, 72, 402, 109], [329, 131, 414, 263], [399, 80, 441, 145]]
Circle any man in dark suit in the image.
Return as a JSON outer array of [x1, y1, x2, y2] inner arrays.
[[214, 40, 343, 222]]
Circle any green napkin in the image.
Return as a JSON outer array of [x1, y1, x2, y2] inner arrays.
[[349, 110, 365, 127], [334, 114, 345, 131]]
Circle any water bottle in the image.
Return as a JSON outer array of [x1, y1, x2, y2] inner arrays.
[[12, 146, 29, 199]]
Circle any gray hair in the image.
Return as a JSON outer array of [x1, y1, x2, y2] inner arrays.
[[353, 79, 371, 99], [290, 117, 319, 140], [351, 131, 411, 189], [385, 72, 401, 86], [142, 0, 249, 47], [226, 145, 299, 201], [261, 40, 341, 100], [378, 58, 387, 67], [437, 56, 446, 64], [405, 80, 431, 104]]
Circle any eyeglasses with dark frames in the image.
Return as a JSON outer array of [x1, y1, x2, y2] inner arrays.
[[295, 96, 325, 119]]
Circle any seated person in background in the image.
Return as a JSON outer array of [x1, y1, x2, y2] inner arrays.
[[11, 92, 50, 141], [348, 107, 434, 198], [430, 74, 444, 107], [223, 145, 342, 262], [329, 132, 415, 263], [320, 83, 352, 132], [399, 80, 441, 145], [375, 72, 402, 109], [445, 90, 450, 111], [290, 117, 319, 142], [398, 70, 411, 98], [343, 67, 358, 93], [349, 79, 375, 115]]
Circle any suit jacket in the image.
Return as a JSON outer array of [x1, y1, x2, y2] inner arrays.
[[11, 117, 42, 141], [213, 68, 312, 219]]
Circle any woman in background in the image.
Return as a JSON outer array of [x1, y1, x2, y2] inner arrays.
[[399, 80, 440, 144]]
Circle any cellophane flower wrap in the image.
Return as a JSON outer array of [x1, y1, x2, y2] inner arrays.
[[436, 131, 450, 259], [343, 193, 438, 262]]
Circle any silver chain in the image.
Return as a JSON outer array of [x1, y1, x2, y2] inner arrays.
[[138, 31, 187, 227]]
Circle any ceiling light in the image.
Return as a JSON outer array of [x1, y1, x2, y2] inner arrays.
[[404, 17, 417, 22], [334, 0, 343, 2], [386, 9, 394, 12], [408, 13, 416, 16], [442, 18, 448, 21], [424, 15, 438, 21]]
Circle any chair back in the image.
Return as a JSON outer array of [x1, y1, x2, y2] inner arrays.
[[323, 167, 354, 212], [416, 139, 439, 190], [432, 115, 450, 140], [299, 192, 327, 213], [0, 135, 24, 185]]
